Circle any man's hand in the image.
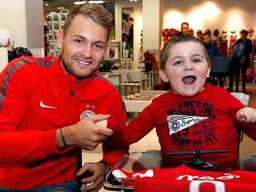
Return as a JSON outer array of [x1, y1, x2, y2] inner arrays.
[[58, 114, 113, 150], [77, 161, 106, 192], [236, 107, 256, 123]]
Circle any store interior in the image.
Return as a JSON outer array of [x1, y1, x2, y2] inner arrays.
[[37, 0, 256, 163], [40, 0, 256, 80], [0, 1, 256, 185]]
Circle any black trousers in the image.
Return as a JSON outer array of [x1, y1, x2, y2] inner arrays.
[[229, 63, 248, 92]]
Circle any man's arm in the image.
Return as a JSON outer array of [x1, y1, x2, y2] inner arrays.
[[56, 114, 113, 150], [0, 58, 61, 163], [77, 90, 129, 192]]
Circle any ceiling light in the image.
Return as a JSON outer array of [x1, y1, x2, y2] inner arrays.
[[74, 0, 105, 4], [74, 1, 86, 5], [89, 0, 105, 2]]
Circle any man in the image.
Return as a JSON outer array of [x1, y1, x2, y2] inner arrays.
[[180, 22, 189, 35], [228, 29, 253, 93], [0, 3, 128, 192], [202, 34, 218, 56], [201, 34, 224, 87]]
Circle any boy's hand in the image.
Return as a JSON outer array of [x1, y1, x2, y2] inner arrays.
[[236, 107, 256, 123]]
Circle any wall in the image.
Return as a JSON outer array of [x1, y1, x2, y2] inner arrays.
[[162, 0, 256, 35], [0, 0, 27, 47], [0, 0, 44, 55], [25, 0, 44, 49], [0, 48, 8, 72], [143, 0, 161, 51]]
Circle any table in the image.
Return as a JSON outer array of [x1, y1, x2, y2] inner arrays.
[[123, 90, 167, 112], [123, 98, 151, 113], [104, 150, 256, 191]]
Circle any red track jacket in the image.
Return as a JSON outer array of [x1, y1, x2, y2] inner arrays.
[[0, 56, 128, 189]]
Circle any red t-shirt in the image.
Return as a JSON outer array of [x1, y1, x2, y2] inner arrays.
[[126, 84, 256, 163]]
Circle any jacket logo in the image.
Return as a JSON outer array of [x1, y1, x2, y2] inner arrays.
[[39, 101, 57, 109], [167, 115, 208, 135], [80, 110, 95, 120]]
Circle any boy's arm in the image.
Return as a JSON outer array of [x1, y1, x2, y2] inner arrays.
[[236, 107, 256, 140], [236, 107, 256, 123]]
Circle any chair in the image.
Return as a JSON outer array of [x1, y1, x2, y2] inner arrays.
[[209, 56, 231, 86], [120, 71, 141, 96], [230, 92, 250, 106]]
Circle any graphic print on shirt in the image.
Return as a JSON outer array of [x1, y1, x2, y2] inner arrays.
[[167, 100, 217, 147], [167, 114, 208, 135], [176, 172, 240, 192]]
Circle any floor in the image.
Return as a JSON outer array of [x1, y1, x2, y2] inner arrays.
[[82, 82, 256, 192]]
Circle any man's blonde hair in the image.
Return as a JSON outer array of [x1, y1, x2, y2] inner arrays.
[[63, 3, 113, 37]]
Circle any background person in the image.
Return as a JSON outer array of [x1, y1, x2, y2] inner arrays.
[[228, 29, 253, 93], [0, 3, 128, 192], [122, 13, 134, 58], [201, 33, 224, 87], [179, 22, 189, 36], [202, 33, 218, 56]]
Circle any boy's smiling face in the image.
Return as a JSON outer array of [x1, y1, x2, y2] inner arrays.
[[160, 41, 211, 97]]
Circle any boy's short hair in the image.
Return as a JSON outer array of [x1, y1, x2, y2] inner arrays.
[[160, 35, 211, 69], [63, 3, 113, 37]]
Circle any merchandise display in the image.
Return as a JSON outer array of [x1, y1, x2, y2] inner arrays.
[[100, 40, 121, 72], [45, 9, 69, 56]]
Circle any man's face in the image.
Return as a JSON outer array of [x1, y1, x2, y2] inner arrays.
[[181, 24, 189, 35], [59, 15, 108, 79], [202, 35, 211, 45], [160, 42, 211, 97], [241, 32, 247, 39]]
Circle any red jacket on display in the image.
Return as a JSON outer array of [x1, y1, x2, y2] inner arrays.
[[134, 165, 256, 192], [126, 84, 256, 163], [0, 56, 128, 189]]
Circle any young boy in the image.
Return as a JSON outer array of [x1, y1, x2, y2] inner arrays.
[[125, 35, 256, 163]]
